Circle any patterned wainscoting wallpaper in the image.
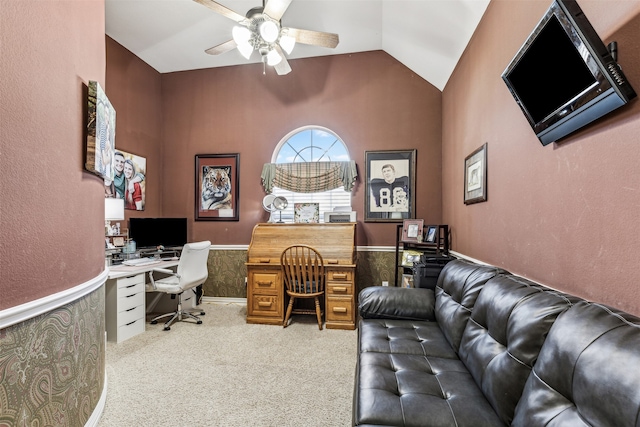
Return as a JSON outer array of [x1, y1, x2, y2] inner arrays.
[[202, 248, 398, 298], [0, 287, 105, 427]]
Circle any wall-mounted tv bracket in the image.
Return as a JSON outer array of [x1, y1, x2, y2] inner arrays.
[[608, 41, 618, 62]]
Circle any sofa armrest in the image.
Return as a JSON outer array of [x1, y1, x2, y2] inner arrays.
[[358, 286, 436, 321]]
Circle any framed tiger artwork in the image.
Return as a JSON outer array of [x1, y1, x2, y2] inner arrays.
[[195, 154, 240, 221]]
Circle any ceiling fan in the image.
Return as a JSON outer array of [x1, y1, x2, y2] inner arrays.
[[193, 0, 339, 75]]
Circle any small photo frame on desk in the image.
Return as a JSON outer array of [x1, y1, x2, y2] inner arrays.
[[401, 274, 414, 288], [401, 250, 422, 267], [425, 226, 438, 243], [401, 219, 424, 243], [112, 236, 125, 247]]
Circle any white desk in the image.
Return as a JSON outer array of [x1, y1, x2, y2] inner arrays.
[[106, 260, 180, 343]]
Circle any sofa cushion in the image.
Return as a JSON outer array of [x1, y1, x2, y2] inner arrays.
[[435, 259, 508, 353], [458, 274, 579, 425], [358, 319, 457, 358], [512, 301, 640, 427], [354, 352, 505, 427], [359, 287, 436, 321]]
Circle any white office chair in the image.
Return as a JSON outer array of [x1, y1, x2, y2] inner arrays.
[[147, 240, 211, 331]]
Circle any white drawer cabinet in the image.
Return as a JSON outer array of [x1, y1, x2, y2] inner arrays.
[[106, 273, 146, 343]]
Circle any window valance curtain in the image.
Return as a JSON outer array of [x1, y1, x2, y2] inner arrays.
[[261, 161, 357, 194]]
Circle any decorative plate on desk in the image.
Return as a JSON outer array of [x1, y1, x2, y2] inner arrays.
[[294, 203, 320, 223], [113, 236, 125, 247]]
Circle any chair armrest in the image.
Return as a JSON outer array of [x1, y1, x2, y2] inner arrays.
[[151, 267, 176, 275], [148, 268, 180, 291], [358, 287, 436, 321]]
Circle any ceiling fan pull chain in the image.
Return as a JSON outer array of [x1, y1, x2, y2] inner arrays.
[[263, 61, 266, 75]]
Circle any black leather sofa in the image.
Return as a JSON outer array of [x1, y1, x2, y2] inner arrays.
[[353, 259, 640, 427]]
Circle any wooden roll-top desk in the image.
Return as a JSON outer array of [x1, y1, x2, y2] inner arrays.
[[246, 223, 357, 330]]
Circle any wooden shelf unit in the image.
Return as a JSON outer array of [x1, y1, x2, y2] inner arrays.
[[394, 224, 449, 287]]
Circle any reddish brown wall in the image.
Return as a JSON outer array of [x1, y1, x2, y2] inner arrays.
[[442, 0, 640, 315], [106, 37, 163, 220], [158, 51, 442, 246], [0, 0, 106, 310]]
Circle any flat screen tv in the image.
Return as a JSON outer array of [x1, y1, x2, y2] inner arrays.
[[502, 0, 636, 146], [129, 217, 188, 249]]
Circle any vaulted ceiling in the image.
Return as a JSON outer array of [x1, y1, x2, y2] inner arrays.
[[106, 0, 490, 91]]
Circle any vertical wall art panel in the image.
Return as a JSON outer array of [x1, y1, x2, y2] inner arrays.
[[86, 81, 115, 181]]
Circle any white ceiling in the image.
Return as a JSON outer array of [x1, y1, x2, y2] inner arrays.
[[105, 0, 490, 91]]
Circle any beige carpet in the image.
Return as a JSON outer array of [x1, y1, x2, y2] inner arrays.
[[97, 302, 357, 426]]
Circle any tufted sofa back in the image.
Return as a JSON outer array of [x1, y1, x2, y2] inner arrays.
[[434, 259, 508, 353], [512, 301, 640, 427], [458, 274, 580, 425]]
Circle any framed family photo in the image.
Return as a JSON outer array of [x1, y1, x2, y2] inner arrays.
[[464, 143, 487, 205], [195, 154, 240, 221], [104, 150, 147, 211], [365, 150, 416, 222]]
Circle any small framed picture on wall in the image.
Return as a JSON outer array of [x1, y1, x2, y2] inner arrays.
[[464, 143, 488, 205]]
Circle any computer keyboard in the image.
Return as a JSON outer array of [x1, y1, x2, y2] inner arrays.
[[123, 257, 161, 266]]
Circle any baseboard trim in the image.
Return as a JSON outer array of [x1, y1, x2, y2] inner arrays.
[[449, 250, 490, 265], [202, 296, 247, 306], [0, 269, 108, 330], [85, 371, 108, 427]]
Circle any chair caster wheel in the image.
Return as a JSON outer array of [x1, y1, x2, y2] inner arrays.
[[163, 326, 171, 331], [151, 320, 158, 325], [197, 320, 202, 324]]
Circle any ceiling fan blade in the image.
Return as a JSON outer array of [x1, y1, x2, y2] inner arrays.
[[205, 39, 238, 55], [192, 0, 246, 22], [273, 45, 292, 75], [263, 0, 293, 21], [286, 28, 339, 49]]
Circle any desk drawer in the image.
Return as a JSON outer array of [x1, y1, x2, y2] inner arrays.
[[326, 297, 353, 322], [117, 281, 145, 299], [118, 304, 144, 327], [118, 291, 144, 312], [250, 295, 281, 317], [327, 283, 353, 296], [250, 272, 279, 293], [117, 274, 144, 288], [117, 317, 145, 343], [327, 270, 353, 282]]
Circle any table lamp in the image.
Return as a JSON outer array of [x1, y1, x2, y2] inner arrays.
[[105, 198, 124, 236]]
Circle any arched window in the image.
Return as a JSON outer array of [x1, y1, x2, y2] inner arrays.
[[271, 126, 351, 222]]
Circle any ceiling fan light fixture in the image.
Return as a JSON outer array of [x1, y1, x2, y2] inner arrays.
[[232, 25, 251, 44], [279, 34, 295, 55], [266, 49, 282, 66], [259, 20, 280, 43], [237, 42, 254, 59]]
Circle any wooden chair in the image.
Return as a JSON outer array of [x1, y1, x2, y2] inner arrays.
[[281, 245, 325, 330]]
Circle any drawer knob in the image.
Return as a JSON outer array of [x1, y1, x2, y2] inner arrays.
[[257, 281, 273, 286], [333, 307, 347, 313], [333, 286, 347, 293], [327, 259, 339, 264], [258, 301, 273, 307], [332, 273, 347, 280], [259, 258, 270, 263]]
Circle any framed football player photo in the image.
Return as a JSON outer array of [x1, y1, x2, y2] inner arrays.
[[365, 150, 416, 222], [195, 154, 240, 221]]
